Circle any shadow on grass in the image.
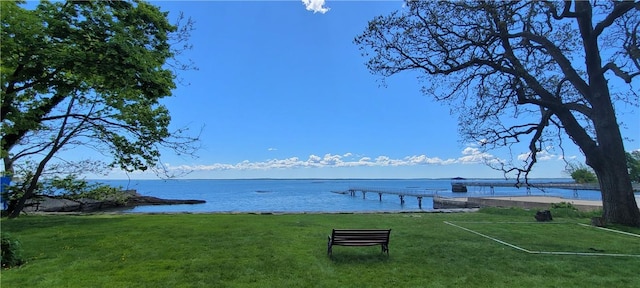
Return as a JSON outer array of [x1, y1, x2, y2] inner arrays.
[[329, 252, 391, 264]]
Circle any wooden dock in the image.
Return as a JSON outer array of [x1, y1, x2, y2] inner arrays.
[[340, 187, 446, 209], [335, 183, 640, 210]]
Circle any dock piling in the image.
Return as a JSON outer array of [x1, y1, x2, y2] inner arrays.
[[345, 187, 441, 209]]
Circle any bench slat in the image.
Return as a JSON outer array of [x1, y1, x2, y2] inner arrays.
[[328, 229, 391, 256]]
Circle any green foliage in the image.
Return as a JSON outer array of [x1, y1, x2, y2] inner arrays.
[[1, 0, 197, 217], [41, 175, 127, 204], [550, 202, 601, 219], [565, 162, 597, 183], [80, 185, 129, 204], [3, 166, 127, 205], [45, 175, 92, 197], [1, 0, 180, 172], [2, 166, 43, 202], [1, 232, 24, 268], [627, 151, 640, 183], [551, 202, 577, 210], [571, 168, 598, 183]]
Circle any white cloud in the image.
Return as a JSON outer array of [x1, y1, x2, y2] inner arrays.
[[301, 0, 330, 14], [517, 149, 559, 162], [405, 154, 455, 165], [165, 147, 506, 173], [267, 147, 278, 151], [517, 153, 529, 161], [308, 154, 322, 163], [537, 150, 556, 161], [457, 147, 495, 164], [321, 153, 343, 165]]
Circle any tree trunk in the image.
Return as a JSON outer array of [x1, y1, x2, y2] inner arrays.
[[6, 150, 48, 218], [586, 99, 640, 227], [7, 158, 46, 218], [7, 135, 56, 218], [3, 156, 13, 176], [7, 181, 36, 219], [570, 0, 640, 227], [592, 161, 640, 227]]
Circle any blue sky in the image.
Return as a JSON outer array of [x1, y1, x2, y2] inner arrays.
[[84, 0, 639, 179]]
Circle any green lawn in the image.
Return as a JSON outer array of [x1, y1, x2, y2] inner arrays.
[[2, 210, 639, 287]]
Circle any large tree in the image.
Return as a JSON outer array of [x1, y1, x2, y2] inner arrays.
[[1, 1, 198, 218], [355, 0, 640, 226]]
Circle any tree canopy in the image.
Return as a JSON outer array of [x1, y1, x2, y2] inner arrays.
[[355, 0, 639, 226], [1, 0, 198, 218], [568, 165, 598, 184]]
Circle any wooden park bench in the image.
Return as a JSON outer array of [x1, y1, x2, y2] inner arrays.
[[327, 229, 391, 256]]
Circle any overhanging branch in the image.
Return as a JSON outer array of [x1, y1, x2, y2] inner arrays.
[[602, 62, 640, 83], [593, 1, 638, 37]]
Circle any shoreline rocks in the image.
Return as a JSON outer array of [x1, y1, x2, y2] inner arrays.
[[22, 190, 206, 213]]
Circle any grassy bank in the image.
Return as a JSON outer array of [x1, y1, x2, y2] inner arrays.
[[1, 209, 639, 287]]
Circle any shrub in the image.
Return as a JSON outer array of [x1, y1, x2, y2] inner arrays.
[[41, 175, 127, 204], [564, 162, 598, 183], [551, 202, 577, 210], [1, 232, 24, 268], [570, 168, 597, 183], [550, 202, 601, 219]]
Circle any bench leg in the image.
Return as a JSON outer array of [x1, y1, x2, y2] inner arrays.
[[382, 244, 389, 255]]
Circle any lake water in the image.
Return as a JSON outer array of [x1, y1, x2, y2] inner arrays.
[[93, 178, 604, 213]]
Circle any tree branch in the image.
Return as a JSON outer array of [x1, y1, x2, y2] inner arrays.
[[593, 1, 637, 37], [1, 92, 68, 155], [515, 31, 592, 101], [602, 62, 640, 83], [543, 0, 579, 20]]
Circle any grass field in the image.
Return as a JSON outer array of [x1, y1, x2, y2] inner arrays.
[[444, 221, 640, 256], [1, 209, 639, 287]]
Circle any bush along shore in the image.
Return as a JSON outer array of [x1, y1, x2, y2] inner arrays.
[[20, 190, 206, 213]]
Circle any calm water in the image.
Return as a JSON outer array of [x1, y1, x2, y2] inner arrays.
[[93, 178, 603, 213]]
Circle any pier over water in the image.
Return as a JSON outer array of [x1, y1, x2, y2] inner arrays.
[[339, 187, 446, 209], [333, 180, 640, 211]]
